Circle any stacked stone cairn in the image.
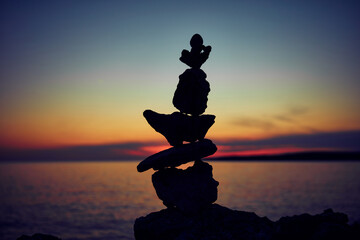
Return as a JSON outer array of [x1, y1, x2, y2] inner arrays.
[[133, 34, 360, 240], [136, 33, 218, 217]]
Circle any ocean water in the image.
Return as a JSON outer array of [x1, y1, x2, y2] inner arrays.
[[0, 161, 360, 240]]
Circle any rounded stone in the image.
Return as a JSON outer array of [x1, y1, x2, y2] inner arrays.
[[190, 34, 203, 48], [152, 160, 219, 214], [172, 69, 210, 116]]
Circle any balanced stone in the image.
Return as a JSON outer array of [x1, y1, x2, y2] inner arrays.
[[173, 68, 210, 116], [143, 110, 215, 146], [180, 33, 212, 69], [137, 139, 217, 172], [152, 160, 218, 213]]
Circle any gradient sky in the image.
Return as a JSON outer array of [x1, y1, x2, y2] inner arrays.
[[1, 1, 360, 159]]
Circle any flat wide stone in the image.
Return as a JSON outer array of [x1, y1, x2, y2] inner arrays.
[[143, 110, 215, 146], [137, 139, 217, 172]]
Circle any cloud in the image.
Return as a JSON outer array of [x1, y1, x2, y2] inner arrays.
[[232, 117, 276, 131], [1, 130, 359, 162], [231, 105, 315, 133], [217, 130, 360, 152], [0, 142, 164, 162], [273, 105, 318, 133], [287, 105, 308, 116], [274, 105, 309, 123], [273, 115, 293, 123]]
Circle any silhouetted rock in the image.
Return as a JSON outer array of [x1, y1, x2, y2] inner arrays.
[[273, 208, 355, 240], [143, 109, 215, 146], [134, 206, 360, 240], [134, 203, 274, 240], [180, 33, 212, 69], [17, 233, 61, 240], [174, 34, 212, 115], [137, 139, 217, 172], [152, 160, 218, 213], [173, 68, 210, 115]]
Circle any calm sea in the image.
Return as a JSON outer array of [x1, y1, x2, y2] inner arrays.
[[1, 161, 360, 240]]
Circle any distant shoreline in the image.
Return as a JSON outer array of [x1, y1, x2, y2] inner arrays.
[[1, 151, 360, 163], [208, 151, 360, 161]]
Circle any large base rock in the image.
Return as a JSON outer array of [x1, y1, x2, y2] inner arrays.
[[143, 110, 215, 146], [137, 139, 217, 172], [152, 160, 218, 213], [134, 205, 360, 240], [134, 204, 274, 240]]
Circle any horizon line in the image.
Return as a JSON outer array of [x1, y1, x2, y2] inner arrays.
[[1, 150, 359, 163]]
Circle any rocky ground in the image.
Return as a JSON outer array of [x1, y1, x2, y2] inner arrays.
[[134, 204, 360, 240]]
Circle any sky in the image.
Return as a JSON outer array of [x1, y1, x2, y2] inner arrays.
[[1, 0, 360, 160]]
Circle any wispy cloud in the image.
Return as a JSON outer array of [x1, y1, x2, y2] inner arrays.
[[273, 105, 308, 123], [1, 130, 359, 161], [232, 117, 275, 131], [215, 130, 360, 156], [273, 115, 293, 123], [0, 142, 165, 162], [273, 105, 318, 133], [232, 105, 318, 134]]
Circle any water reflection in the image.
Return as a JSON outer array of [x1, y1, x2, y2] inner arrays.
[[0, 161, 359, 240], [212, 161, 360, 221]]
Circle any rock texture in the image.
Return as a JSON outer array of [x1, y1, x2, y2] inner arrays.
[[173, 33, 212, 116], [134, 204, 274, 240], [173, 69, 210, 116], [134, 205, 360, 240], [143, 110, 215, 146], [179, 33, 212, 69], [137, 139, 217, 172], [152, 160, 218, 213], [16, 208, 360, 240], [274, 208, 356, 240]]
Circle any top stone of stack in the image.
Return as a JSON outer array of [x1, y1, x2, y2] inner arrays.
[[173, 34, 212, 116], [179, 34, 212, 69]]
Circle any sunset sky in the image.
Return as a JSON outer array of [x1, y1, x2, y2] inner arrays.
[[1, 1, 360, 160]]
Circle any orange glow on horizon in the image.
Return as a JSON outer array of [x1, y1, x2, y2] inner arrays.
[[141, 145, 170, 155], [113, 145, 169, 157], [212, 146, 336, 158]]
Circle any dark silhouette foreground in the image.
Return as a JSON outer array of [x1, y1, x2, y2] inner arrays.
[[134, 205, 360, 240], [137, 34, 218, 218], [16, 208, 360, 240]]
